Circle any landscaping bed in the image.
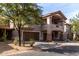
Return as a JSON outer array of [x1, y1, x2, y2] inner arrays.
[[0, 41, 34, 56]]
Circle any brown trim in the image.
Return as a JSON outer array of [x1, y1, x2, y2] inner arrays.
[[42, 10, 67, 20]]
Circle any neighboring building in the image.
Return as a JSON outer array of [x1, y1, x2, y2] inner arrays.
[[0, 16, 13, 41], [0, 10, 71, 42], [64, 21, 72, 41]]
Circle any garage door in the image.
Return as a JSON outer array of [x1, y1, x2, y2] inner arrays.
[[23, 32, 39, 41]]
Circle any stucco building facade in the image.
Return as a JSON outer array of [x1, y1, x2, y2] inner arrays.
[[0, 10, 71, 42], [16, 10, 70, 42]]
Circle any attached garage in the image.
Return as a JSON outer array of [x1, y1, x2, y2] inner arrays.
[[23, 32, 39, 41]]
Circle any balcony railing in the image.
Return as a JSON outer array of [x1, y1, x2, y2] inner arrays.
[[23, 24, 64, 31], [42, 24, 64, 31], [24, 25, 41, 31], [0, 24, 9, 28]]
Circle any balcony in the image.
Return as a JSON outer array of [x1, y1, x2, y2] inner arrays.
[[42, 24, 64, 31], [0, 24, 10, 29], [24, 25, 41, 31], [23, 24, 64, 32]]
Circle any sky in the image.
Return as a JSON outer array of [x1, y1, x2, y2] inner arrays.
[[38, 3, 79, 19]]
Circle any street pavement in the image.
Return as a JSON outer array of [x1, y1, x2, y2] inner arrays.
[[12, 50, 79, 56], [11, 42, 79, 56]]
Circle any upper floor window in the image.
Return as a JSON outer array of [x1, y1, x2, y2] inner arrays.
[[52, 18, 59, 24]]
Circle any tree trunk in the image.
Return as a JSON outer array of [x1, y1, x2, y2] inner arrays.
[[18, 27, 21, 46]]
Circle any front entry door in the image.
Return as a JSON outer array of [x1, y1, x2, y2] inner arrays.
[[43, 33, 47, 41]]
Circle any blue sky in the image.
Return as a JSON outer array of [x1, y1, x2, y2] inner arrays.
[[38, 3, 79, 19]]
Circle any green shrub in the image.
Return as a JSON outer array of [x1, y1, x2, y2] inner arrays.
[[1, 30, 7, 42], [29, 38, 35, 47], [76, 36, 79, 41]]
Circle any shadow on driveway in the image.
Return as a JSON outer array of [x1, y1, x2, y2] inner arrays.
[[34, 43, 79, 55]]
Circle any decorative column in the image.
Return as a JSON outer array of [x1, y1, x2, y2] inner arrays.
[[57, 32, 61, 40], [47, 30, 52, 42], [39, 31, 43, 41], [21, 30, 24, 45], [46, 16, 52, 42]]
